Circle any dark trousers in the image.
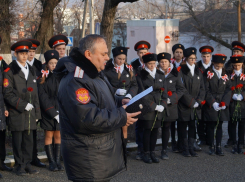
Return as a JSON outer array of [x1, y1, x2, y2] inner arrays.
[[197, 120, 206, 141], [0, 130, 6, 162], [178, 120, 196, 139], [230, 118, 245, 145], [171, 121, 176, 141], [206, 121, 223, 145], [161, 122, 171, 150], [32, 129, 38, 161], [143, 128, 158, 152], [135, 121, 144, 149], [12, 130, 33, 169], [227, 120, 232, 141]]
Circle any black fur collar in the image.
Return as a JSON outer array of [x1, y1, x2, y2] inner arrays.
[[181, 64, 200, 76], [69, 47, 99, 79], [1, 59, 8, 70], [33, 58, 42, 71], [131, 58, 141, 70], [10, 60, 35, 76]]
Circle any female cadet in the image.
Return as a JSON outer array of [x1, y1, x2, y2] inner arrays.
[[170, 43, 185, 152], [228, 55, 245, 154], [38, 50, 64, 171], [104, 47, 138, 144], [203, 54, 231, 156], [178, 47, 205, 157], [157, 52, 185, 160], [136, 53, 168, 164]]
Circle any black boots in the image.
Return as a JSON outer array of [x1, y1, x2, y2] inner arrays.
[[209, 144, 215, 155], [182, 139, 191, 157], [31, 157, 46, 168], [216, 144, 224, 156], [0, 161, 13, 171], [237, 142, 243, 154], [189, 138, 198, 157], [171, 140, 179, 153], [54, 144, 64, 171], [45, 145, 58, 171], [150, 151, 159, 163], [161, 150, 169, 160], [193, 140, 202, 151], [231, 144, 237, 154], [142, 152, 152, 164], [136, 147, 143, 160]]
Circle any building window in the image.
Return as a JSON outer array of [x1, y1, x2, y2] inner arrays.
[[131, 31, 135, 37]]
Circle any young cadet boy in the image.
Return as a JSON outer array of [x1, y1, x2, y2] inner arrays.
[[3, 40, 41, 176], [26, 39, 46, 168], [48, 34, 68, 59]]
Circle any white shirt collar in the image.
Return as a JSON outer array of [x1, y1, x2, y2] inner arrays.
[[159, 63, 173, 78], [234, 69, 242, 76], [145, 67, 156, 79], [213, 65, 222, 79], [16, 60, 29, 80], [27, 58, 35, 66], [174, 60, 182, 68], [112, 60, 124, 74], [201, 60, 211, 69], [186, 62, 195, 76], [138, 58, 144, 67]]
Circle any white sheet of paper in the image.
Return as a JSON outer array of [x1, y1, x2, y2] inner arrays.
[[126, 86, 153, 106]]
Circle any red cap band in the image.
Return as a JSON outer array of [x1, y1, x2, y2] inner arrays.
[[32, 44, 37, 48], [201, 48, 211, 53], [214, 53, 226, 56], [53, 40, 65, 47], [137, 44, 148, 50], [233, 45, 244, 52], [232, 54, 243, 57], [15, 46, 29, 51]]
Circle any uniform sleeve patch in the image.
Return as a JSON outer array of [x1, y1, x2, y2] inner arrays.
[[76, 88, 90, 104], [3, 78, 9, 87]]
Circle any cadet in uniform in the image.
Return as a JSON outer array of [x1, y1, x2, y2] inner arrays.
[[178, 47, 205, 157], [3, 40, 41, 175], [104, 47, 138, 144], [228, 55, 245, 154], [203, 54, 231, 156], [196, 45, 214, 147], [48, 34, 68, 59], [131, 40, 151, 160], [26, 39, 46, 168], [136, 53, 168, 164], [157, 52, 185, 160]]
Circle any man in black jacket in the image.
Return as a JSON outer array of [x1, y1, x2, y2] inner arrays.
[[54, 34, 140, 182]]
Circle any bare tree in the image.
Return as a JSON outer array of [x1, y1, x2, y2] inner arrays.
[[54, 0, 70, 34]]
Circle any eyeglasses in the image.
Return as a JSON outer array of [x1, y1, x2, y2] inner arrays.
[[188, 58, 196, 61]]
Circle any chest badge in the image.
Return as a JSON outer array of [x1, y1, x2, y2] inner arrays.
[[33, 79, 36, 83], [169, 80, 172, 83], [197, 76, 200, 79], [223, 82, 226, 84], [126, 74, 129, 77], [139, 104, 143, 109], [159, 79, 162, 82]]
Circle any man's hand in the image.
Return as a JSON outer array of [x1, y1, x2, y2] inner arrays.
[[122, 98, 130, 105], [125, 111, 141, 126], [4, 111, 9, 117]]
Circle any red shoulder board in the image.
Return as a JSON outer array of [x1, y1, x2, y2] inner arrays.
[[76, 88, 91, 104], [4, 67, 10, 72], [135, 74, 138, 77], [0, 56, 3, 61], [177, 66, 181, 72], [198, 68, 203, 74]]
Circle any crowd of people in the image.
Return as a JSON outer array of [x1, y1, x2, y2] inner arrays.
[[0, 33, 244, 181]]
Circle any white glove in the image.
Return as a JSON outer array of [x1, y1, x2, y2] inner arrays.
[[221, 106, 226, 110], [116, 89, 127, 96], [237, 94, 243, 101], [213, 102, 221, 111], [193, 102, 199, 108], [54, 115, 59, 123], [155, 105, 164, 112], [167, 98, 171, 104], [232, 94, 238, 100], [25, 103, 34, 111]]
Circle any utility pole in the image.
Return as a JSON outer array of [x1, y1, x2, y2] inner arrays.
[[81, 0, 88, 38], [238, 0, 241, 41], [90, 0, 94, 34]]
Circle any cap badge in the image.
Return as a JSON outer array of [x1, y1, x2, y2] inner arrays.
[[179, 45, 181, 47], [142, 45, 144, 47], [236, 58, 238, 61], [121, 50, 123, 52], [51, 53, 54, 56], [192, 50, 194, 52], [139, 104, 143, 109], [162, 54, 164, 56], [223, 58, 225, 60]]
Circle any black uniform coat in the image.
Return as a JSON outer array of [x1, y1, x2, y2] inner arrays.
[[104, 59, 138, 101], [161, 67, 186, 122], [54, 47, 127, 182], [0, 59, 8, 130], [225, 59, 232, 72], [203, 66, 232, 121], [178, 64, 206, 121], [131, 58, 141, 72], [196, 60, 207, 74], [228, 69, 245, 119], [32, 58, 42, 78], [38, 72, 60, 130], [136, 68, 168, 129], [3, 60, 41, 131]]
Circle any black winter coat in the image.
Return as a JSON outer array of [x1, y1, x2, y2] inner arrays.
[[196, 60, 208, 74], [32, 58, 42, 78], [54, 47, 127, 182], [203, 66, 232, 121], [178, 64, 206, 121], [38, 72, 60, 130], [104, 59, 138, 101], [131, 58, 141, 72], [3, 60, 41, 131], [0, 59, 8, 130], [136, 68, 168, 128], [161, 67, 186, 121]]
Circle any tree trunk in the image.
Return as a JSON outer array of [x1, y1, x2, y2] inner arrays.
[[100, 0, 138, 56], [34, 0, 61, 54], [0, 0, 13, 54]]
